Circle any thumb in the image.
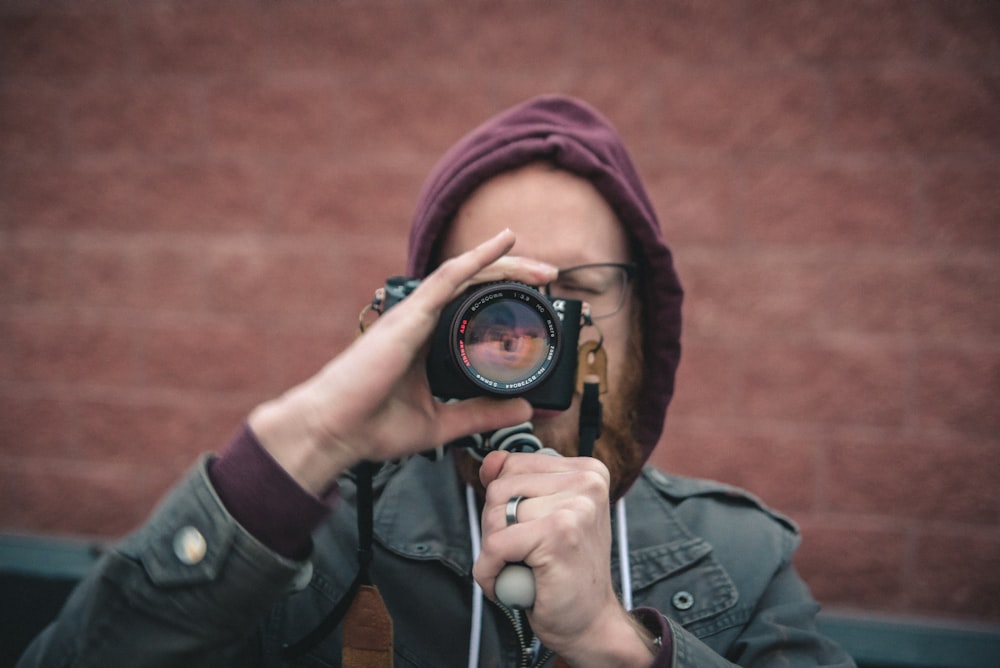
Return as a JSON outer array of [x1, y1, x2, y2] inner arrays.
[[434, 398, 531, 451], [478, 449, 511, 487]]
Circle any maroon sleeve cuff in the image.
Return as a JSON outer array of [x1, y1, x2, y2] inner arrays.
[[208, 424, 337, 560], [631, 607, 673, 667]]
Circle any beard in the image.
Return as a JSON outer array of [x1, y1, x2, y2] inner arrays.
[[454, 300, 646, 502]]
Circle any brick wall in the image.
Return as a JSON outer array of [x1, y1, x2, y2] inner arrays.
[[1, 0, 997, 624]]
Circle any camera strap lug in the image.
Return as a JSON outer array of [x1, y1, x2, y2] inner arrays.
[[358, 287, 387, 335], [576, 339, 608, 395]]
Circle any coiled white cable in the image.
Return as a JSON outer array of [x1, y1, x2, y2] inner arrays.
[[465, 485, 484, 668]]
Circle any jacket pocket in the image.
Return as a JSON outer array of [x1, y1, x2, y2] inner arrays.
[[625, 538, 746, 638]]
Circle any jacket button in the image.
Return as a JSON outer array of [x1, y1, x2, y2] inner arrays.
[[173, 526, 207, 565], [671, 590, 695, 611]]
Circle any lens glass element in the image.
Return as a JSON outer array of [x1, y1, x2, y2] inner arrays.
[[456, 288, 557, 391]]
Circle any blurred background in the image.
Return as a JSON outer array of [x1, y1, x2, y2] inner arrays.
[[1, 0, 998, 661]]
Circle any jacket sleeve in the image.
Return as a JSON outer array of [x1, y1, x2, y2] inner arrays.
[[17, 457, 313, 668]]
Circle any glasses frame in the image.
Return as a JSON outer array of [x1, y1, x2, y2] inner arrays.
[[543, 262, 638, 320]]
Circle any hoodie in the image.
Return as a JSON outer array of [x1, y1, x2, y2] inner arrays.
[[406, 94, 684, 484]]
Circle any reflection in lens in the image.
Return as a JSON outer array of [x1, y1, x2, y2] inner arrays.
[[463, 300, 552, 385]]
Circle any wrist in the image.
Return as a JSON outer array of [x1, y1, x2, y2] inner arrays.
[[557, 605, 657, 667], [628, 614, 661, 657], [248, 395, 358, 496], [209, 426, 336, 559]]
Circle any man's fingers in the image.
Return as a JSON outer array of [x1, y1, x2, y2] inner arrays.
[[411, 231, 559, 315], [469, 255, 559, 288], [479, 450, 510, 488], [368, 230, 521, 353], [480, 451, 612, 487], [411, 229, 519, 312]]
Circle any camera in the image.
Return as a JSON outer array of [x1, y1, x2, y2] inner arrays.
[[379, 277, 582, 410]]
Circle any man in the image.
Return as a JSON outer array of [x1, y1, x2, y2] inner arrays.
[[19, 95, 854, 666]]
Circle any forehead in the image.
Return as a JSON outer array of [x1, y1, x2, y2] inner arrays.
[[439, 163, 631, 266]]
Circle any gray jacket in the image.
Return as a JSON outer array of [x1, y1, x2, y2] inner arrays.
[[19, 455, 854, 667]]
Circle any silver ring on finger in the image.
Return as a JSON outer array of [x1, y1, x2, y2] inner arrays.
[[505, 496, 526, 526]]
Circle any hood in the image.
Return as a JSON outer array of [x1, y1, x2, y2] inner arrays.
[[406, 94, 683, 487]]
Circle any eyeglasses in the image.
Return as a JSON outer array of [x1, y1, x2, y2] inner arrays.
[[543, 262, 637, 320]]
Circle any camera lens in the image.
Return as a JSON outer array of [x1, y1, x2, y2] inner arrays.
[[450, 283, 559, 393], [466, 301, 548, 382]]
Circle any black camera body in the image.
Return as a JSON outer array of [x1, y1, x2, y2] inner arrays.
[[381, 277, 582, 410]]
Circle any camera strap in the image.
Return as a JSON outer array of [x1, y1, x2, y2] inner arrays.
[[576, 336, 606, 458], [578, 377, 602, 458], [281, 461, 393, 666]]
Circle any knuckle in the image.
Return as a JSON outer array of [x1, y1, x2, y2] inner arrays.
[[547, 509, 583, 547], [568, 494, 602, 523], [569, 467, 610, 500], [582, 457, 611, 482]]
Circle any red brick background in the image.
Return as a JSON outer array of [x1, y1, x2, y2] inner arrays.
[[1, 0, 997, 624]]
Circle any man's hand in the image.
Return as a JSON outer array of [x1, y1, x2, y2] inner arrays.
[[475, 450, 657, 666], [248, 229, 557, 495]]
